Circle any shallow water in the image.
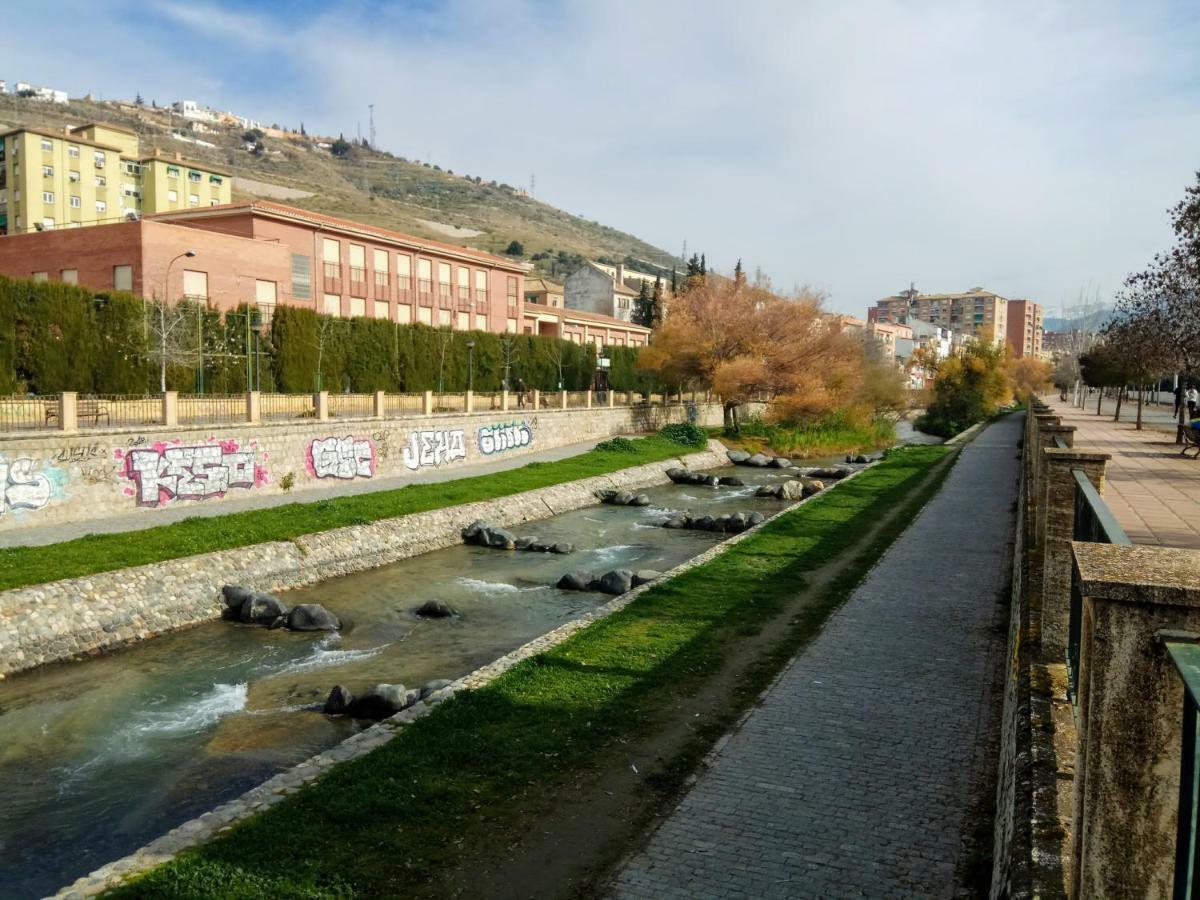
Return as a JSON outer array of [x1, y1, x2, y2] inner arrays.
[[0, 461, 830, 899]]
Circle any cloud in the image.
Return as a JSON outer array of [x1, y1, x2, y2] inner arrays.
[[4, 0, 1200, 315]]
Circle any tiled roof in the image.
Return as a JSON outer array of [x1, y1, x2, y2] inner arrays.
[[523, 305, 650, 332]]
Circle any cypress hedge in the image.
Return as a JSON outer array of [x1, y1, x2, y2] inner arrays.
[[0, 275, 660, 395]]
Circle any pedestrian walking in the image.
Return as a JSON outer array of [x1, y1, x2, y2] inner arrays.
[[1187, 385, 1199, 419], [515, 377, 527, 409]]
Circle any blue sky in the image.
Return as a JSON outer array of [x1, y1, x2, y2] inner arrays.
[[4, 0, 1200, 316]]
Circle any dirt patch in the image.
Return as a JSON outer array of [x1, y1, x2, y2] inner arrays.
[[417, 218, 484, 239], [417, 453, 960, 900]]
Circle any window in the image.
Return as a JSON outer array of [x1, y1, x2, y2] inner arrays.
[[68, 145, 79, 158], [42, 191, 54, 204], [167, 189, 178, 202], [323, 294, 341, 316], [210, 199, 219, 206], [32, 271, 48, 282], [323, 238, 340, 279], [396, 253, 411, 288], [373, 248, 388, 274], [417, 257, 432, 292], [349, 244, 366, 281], [68, 170, 80, 182], [42, 165, 53, 177], [291, 253, 312, 299], [437, 262, 451, 286], [188, 170, 201, 183], [182, 269, 208, 300], [69, 196, 80, 208], [40, 139, 53, 152], [94, 152, 105, 168], [103, 264, 129, 289], [255, 279, 277, 305], [166, 165, 180, 178], [123, 161, 141, 176], [61, 269, 77, 285], [506, 275, 518, 306], [188, 193, 199, 206], [209, 174, 222, 186], [95, 175, 106, 187], [95, 200, 107, 213]]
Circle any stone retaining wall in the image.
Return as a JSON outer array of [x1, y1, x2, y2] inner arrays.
[[53, 456, 871, 899], [0, 443, 725, 677], [0, 401, 724, 536]]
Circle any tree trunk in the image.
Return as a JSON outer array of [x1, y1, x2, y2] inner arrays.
[[1136, 386, 1144, 431], [723, 400, 740, 434], [1097, 386, 1103, 416], [1179, 372, 1190, 444], [1113, 386, 1123, 422]]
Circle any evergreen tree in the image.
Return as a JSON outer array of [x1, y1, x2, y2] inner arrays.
[[632, 280, 653, 328], [650, 277, 664, 327], [700, 253, 707, 276], [134, 93, 144, 106], [686, 254, 701, 277], [671, 268, 678, 293], [734, 258, 745, 287]]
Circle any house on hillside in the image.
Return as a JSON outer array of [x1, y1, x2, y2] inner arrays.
[[524, 276, 564, 308], [564, 262, 639, 323]]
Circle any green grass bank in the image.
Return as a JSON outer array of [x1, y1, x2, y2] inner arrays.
[[718, 412, 897, 459], [106, 443, 954, 899], [0, 434, 697, 593]]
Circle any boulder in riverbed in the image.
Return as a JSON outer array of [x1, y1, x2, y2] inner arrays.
[[420, 679, 454, 700], [240, 592, 288, 624], [747, 511, 766, 526], [717, 475, 744, 486], [323, 684, 355, 715], [286, 603, 341, 632], [415, 600, 457, 619], [598, 569, 634, 595], [221, 585, 254, 610], [727, 450, 751, 464], [348, 683, 412, 720], [665, 467, 690, 484], [632, 570, 662, 586], [769, 456, 793, 468], [630, 493, 652, 506], [552, 542, 575, 555], [556, 571, 593, 591], [746, 453, 771, 467]]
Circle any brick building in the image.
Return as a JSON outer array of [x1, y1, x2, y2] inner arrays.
[[0, 201, 651, 345], [1005, 298, 1044, 358], [870, 287, 1009, 346]]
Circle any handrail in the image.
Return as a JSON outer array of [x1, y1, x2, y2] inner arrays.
[[1053, 435, 1069, 449], [1166, 640, 1200, 898]]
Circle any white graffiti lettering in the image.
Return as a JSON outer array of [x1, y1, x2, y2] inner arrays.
[[126, 444, 258, 506], [402, 430, 467, 470], [0, 457, 53, 517], [309, 437, 374, 479], [477, 421, 534, 456]]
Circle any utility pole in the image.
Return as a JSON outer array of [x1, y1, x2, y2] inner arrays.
[[530, 173, 535, 198], [368, 103, 376, 149]]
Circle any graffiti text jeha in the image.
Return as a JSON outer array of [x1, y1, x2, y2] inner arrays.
[[308, 437, 375, 480], [125, 441, 264, 507], [402, 430, 466, 470], [477, 421, 534, 455]]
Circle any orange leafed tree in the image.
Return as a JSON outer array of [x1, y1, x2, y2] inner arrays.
[[638, 277, 861, 430]]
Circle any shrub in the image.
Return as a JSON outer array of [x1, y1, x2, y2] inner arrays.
[[659, 422, 707, 447], [594, 437, 639, 453]]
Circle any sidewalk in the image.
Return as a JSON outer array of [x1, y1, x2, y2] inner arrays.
[[1044, 395, 1200, 549], [611, 415, 1021, 899], [0, 436, 614, 549]]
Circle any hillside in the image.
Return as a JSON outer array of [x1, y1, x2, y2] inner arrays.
[[0, 95, 681, 277]]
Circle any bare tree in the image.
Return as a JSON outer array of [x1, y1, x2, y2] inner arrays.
[[143, 298, 199, 392], [313, 315, 342, 392], [498, 333, 520, 391], [543, 337, 566, 390]]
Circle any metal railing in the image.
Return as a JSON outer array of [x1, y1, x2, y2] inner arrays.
[[385, 393, 425, 416], [327, 393, 375, 418], [433, 392, 466, 413], [85, 395, 159, 429], [565, 391, 589, 409], [1067, 467, 1132, 704], [261, 392, 316, 421], [0, 395, 53, 431], [178, 394, 245, 425], [474, 391, 503, 411], [1168, 641, 1200, 899]]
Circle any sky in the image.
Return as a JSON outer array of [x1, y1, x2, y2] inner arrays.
[[4, 0, 1200, 317]]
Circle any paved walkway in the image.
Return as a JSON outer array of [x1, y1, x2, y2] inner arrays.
[[611, 415, 1021, 899], [0, 436, 619, 549], [1044, 395, 1200, 549]]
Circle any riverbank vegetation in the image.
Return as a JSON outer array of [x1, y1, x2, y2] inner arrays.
[[0, 431, 700, 592], [105, 444, 954, 899], [917, 342, 1051, 438], [719, 409, 896, 458]]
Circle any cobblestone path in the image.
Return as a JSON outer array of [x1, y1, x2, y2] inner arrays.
[[611, 416, 1021, 899]]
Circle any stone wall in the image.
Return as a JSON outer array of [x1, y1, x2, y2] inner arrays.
[[0, 401, 723, 536], [0, 444, 725, 677]]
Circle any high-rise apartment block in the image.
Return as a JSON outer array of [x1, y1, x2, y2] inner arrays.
[[0, 122, 231, 235], [1005, 299, 1044, 358], [869, 287, 1009, 346]]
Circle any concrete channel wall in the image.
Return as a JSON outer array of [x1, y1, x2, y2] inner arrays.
[[0, 400, 729, 537], [0, 443, 725, 677]]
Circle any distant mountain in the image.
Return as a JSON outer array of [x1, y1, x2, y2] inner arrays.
[[0, 96, 682, 278], [1043, 308, 1112, 332]]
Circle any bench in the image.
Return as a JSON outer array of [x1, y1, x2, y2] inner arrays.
[[44, 398, 111, 427], [1182, 425, 1200, 459]]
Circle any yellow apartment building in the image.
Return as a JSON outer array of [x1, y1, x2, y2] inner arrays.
[[870, 288, 1009, 346], [0, 122, 231, 235]]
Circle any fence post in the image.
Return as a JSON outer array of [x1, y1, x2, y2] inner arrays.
[[315, 390, 329, 422], [422, 390, 433, 416], [161, 391, 178, 428], [586, 390, 593, 409], [1039, 449, 1109, 656], [466, 390, 474, 414], [608, 390, 615, 408], [502, 389, 510, 412], [1069, 543, 1200, 898], [374, 390, 386, 418], [246, 390, 261, 424], [560, 390, 568, 410], [58, 391, 78, 432], [532, 389, 541, 411]]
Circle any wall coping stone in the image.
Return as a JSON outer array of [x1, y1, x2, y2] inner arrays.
[[1072, 542, 1200, 607]]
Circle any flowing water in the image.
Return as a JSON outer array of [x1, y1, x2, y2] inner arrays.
[[0, 461, 850, 899]]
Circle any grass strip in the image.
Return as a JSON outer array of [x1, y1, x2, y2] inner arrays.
[[106, 443, 953, 899], [0, 436, 696, 592]]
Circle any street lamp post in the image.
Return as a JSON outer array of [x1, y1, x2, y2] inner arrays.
[[466, 340, 475, 393], [251, 309, 263, 391]]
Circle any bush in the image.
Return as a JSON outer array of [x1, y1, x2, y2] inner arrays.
[[659, 422, 707, 447], [594, 437, 639, 453]]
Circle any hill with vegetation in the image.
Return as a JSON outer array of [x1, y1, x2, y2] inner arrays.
[[0, 95, 680, 279]]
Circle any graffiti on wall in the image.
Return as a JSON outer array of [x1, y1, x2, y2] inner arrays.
[[0, 456, 56, 517], [117, 439, 269, 507], [402, 429, 466, 471], [477, 420, 535, 456], [307, 436, 376, 480]]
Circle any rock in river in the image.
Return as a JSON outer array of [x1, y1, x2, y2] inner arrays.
[[323, 684, 355, 715], [348, 683, 414, 720], [221, 584, 254, 610], [415, 600, 457, 619], [286, 603, 341, 632], [239, 592, 288, 624]]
